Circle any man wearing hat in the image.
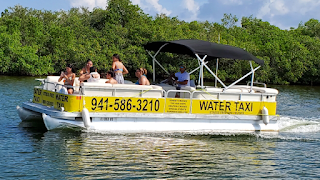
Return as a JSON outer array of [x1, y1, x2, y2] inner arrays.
[[173, 64, 190, 97]]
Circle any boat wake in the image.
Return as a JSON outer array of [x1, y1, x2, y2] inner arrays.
[[278, 116, 320, 133]]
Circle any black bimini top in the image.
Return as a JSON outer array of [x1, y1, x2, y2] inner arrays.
[[144, 39, 264, 65]]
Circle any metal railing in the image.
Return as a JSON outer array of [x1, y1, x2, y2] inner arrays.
[[247, 82, 267, 88]]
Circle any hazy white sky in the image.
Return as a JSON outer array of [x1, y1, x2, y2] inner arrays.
[[1, 0, 320, 29]]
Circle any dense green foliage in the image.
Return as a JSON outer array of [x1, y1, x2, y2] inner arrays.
[[1, 0, 320, 85]]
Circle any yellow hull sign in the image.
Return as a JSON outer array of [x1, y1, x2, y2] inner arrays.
[[165, 98, 191, 113], [32, 88, 277, 115], [33, 88, 81, 112], [84, 97, 165, 113], [33, 88, 42, 104], [192, 100, 276, 115]]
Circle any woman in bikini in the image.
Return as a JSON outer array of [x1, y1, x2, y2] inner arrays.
[[135, 68, 150, 85], [80, 59, 93, 75], [58, 64, 76, 94], [79, 59, 93, 82], [112, 54, 128, 84], [135, 68, 147, 85]]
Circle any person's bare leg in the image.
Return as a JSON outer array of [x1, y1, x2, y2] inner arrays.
[[68, 89, 73, 94]]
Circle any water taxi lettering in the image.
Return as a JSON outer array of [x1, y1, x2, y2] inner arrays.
[[57, 102, 64, 108], [199, 101, 253, 112], [34, 88, 42, 95], [33, 96, 40, 103], [56, 94, 68, 102]]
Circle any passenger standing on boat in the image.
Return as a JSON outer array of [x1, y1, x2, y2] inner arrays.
[[135, 68, 150, 85], [58, 64, 75, 94], [105, 71, 118, 84], [112, 54, 128, 84]]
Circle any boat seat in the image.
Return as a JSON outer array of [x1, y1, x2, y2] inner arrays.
[[45, 76, 81, 93], [193, 88, 244, 100], [206, 87, 242, 93], [165, 86, 196, 98], [45, 76, 64, 91], [81, 83, 163, 98], [229, 85, 279, 95], [181, 86, 196, 91], [81, 82, 113, 96], [112, 84, 162, 98]]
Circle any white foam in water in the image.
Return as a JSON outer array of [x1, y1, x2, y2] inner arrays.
[[278, 116, 320, 133]]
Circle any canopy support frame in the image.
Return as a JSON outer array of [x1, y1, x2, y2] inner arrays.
[[146, 43, 169, 83], [189, 61, 209, 75], [249, 61, 255, 93], [224, 62, 260, 91], [195, 54, 227, 89], [146, 45, 260, 91], [215, 58, 219, 88]]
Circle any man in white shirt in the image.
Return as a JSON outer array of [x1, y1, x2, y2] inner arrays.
[[173, 64, 190, 97]]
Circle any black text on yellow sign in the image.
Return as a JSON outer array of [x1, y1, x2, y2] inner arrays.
[[165, 98, 191, 113], [33, 88, 42, 103], [33, 88, 81, 112], [85, 97, 165, 113], [192, 100, 276, 115]]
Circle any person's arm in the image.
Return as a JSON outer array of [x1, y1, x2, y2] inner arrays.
[[79, 74, 90, 81], [140, 76, 149, 85], [123, 65, 129, 75], [70, 73, 75, 86], [79, 68, 85, 76], [176, 72, 189, 85], [112, 62, 116, 70], [58, 76, 63, 82], [177, 80, 188, 85]]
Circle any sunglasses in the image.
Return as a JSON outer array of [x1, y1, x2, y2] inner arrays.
[[179, 66, 184, 68]]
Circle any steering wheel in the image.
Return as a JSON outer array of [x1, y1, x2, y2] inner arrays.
[[160, 77, 177, 86]]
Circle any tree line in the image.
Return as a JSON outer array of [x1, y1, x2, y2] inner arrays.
[[1, 0, 320, 85]]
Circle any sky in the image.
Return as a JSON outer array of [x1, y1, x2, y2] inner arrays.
[[1, 0, 320, 29]]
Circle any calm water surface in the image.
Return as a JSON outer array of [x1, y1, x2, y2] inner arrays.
[[0, 76, 320, 179]]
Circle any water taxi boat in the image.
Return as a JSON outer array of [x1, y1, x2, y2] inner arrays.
[[17, 39, 279, 132]]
